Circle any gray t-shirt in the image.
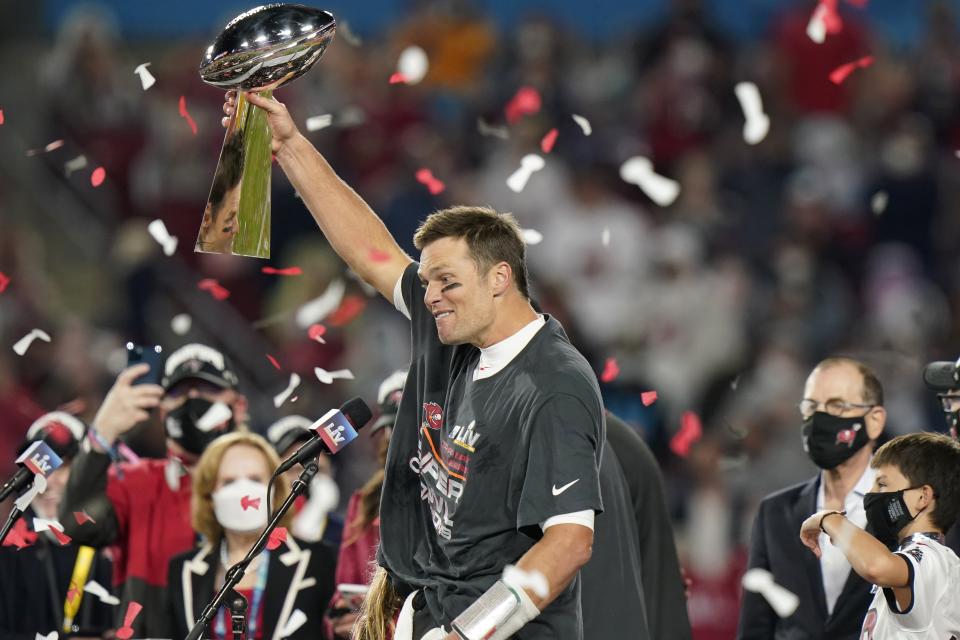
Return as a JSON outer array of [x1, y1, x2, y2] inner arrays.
[[379, 262, 604, 639]]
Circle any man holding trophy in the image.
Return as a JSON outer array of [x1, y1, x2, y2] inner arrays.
[[218, 35, 604, 640]]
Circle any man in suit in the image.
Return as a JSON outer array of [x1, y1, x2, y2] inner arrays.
[[737, 357, 886, 639]]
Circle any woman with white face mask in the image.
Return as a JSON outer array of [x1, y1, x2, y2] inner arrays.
[[166, 432, 337, 640]]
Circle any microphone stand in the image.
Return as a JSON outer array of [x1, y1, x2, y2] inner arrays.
[[0, 505, 24, 546], [184, 460, 320, 640]]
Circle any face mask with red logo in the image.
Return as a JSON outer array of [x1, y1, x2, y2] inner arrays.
[[801, 412, 871, 470]]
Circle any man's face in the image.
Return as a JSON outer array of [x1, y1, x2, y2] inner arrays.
[[801, 362, 875, 421], [418, 236, 498, 347], [200, 182, 241, 253], [939, 391, 960, 438]]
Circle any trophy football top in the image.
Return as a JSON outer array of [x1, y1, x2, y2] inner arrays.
[[199, 4, 336, 91]]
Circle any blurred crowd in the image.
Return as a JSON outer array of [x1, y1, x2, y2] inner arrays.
[[3, 0, 960, 637]]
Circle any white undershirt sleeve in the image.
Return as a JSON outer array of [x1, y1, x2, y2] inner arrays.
[[393, 274, 411, 320], [541, 509, 594, 532]]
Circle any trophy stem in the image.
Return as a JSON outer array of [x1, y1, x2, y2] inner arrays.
[[195, 90, 273, 258]]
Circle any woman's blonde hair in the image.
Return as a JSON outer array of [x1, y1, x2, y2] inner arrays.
[[354, 565, 401, 640], [191, 432, 293, 543]]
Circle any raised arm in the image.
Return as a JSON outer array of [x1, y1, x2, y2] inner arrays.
[[224, 91, 412, 300]]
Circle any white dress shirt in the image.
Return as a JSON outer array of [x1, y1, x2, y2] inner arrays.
[[816, 462, 875, 615]]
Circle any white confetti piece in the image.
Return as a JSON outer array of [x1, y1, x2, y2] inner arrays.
[[314, 368, 355, 385], [83, 580, 120, 606], [274, 373, 302, 408], [64, 155, 88, 177], [306, 114, 334, 131], [601, 227, 610, 247], [33, 518, 66, 534], [871, 190, 888, 216], [806, 3, 828, 44], [35, 631, 58, 640], [503, 564, 549, 599], [742, 568, 799, 618], [506, 154, 546, 193], [396, 46, 429, 85], [196, 402, 232, 432], [477, 118, 509, 140], [734, 82, 770, 146], [14, 473, 47, 511], [280, 609, 308, 637], [26, 139, 65, 156], [147, 219, 178, 256], [338, 20, 362, 46], [13, 329, 51, 356], [134, 63, 156, 90], [171, 313, 192, 335], [521, 228, 543, 245], [295, 279, 346, 328], [571, 114, 592, 136], [619, 156, 680, 206]]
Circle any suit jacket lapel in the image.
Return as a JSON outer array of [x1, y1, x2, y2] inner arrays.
[[793, 476, 828, 622], [182, 544, 216, 635], [262, 536, 314, 640]]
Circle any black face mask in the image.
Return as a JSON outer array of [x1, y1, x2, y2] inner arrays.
[[863, 488, 924, 548], [165, 397, 235, 455], [801, 412, 871, 470]]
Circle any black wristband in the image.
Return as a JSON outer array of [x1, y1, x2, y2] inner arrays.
[[818, 510, 846, 533]]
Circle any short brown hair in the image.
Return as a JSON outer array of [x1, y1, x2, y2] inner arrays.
[[816, 356, 885, 406], [191, 432, 292, 544], [872, 432, 960, 532], [413, 205, 531, 299]]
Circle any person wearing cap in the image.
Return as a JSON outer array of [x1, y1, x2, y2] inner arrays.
[[328, 370, 405, 640], [0, 412, 114, 640], [921, 357, 960, 556], [58, 343, 247, 638], [267, 415, 344, 548]]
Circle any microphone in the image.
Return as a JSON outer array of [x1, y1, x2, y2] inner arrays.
[[0, 440, 64, 502], [923, 361, 960, 392], [276, 397, 373, 474]]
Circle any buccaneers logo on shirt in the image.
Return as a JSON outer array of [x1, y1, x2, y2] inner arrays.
[[423, 402, 444, 430], [835, 423, 861, 447]]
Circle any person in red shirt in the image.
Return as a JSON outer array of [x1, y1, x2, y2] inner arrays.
[[59, 343, 246, 637]]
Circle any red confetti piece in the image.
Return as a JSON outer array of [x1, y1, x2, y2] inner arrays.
[[115, 601, 144, 640], [0, 109, 4, 125], [73, 511, 96, 526], [600, 357, 620, 383], [49, 527, 72, 546], [504, 87, 542, 124], [415, 168, 446, 195], [389, 72, 407, 84], [307, 323, 327, 341], [670, 411, 703, 458], [829, 55, 874, 85], [240, 495, 261, 511], [67, 585, 80, 603], [262, 266, 303, 276], [540, 128, 559, 153], [819, 0, 843, 34], [266, 526, 288, 550], [198, 278, 230, 300], [0, 272, 9, 293], [641, 391, 658, 406], [327, 295, 367, 327], [90, 166, 106, 187], [266, 354, 282, 370], [178, 95, 198, 135], [1, 518, 36, 549]]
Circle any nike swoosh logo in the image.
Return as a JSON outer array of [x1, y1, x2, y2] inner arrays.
[[552, 479, 580, 496]]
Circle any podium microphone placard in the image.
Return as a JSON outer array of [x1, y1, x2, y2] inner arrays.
[[313, 407, 360, 454]]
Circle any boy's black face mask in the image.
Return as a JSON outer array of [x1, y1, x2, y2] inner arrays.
[[863, 487, 928, 548]]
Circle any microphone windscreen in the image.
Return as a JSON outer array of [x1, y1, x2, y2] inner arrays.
[[341, 397, 374, 430], [923, 361, 959, 391]]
